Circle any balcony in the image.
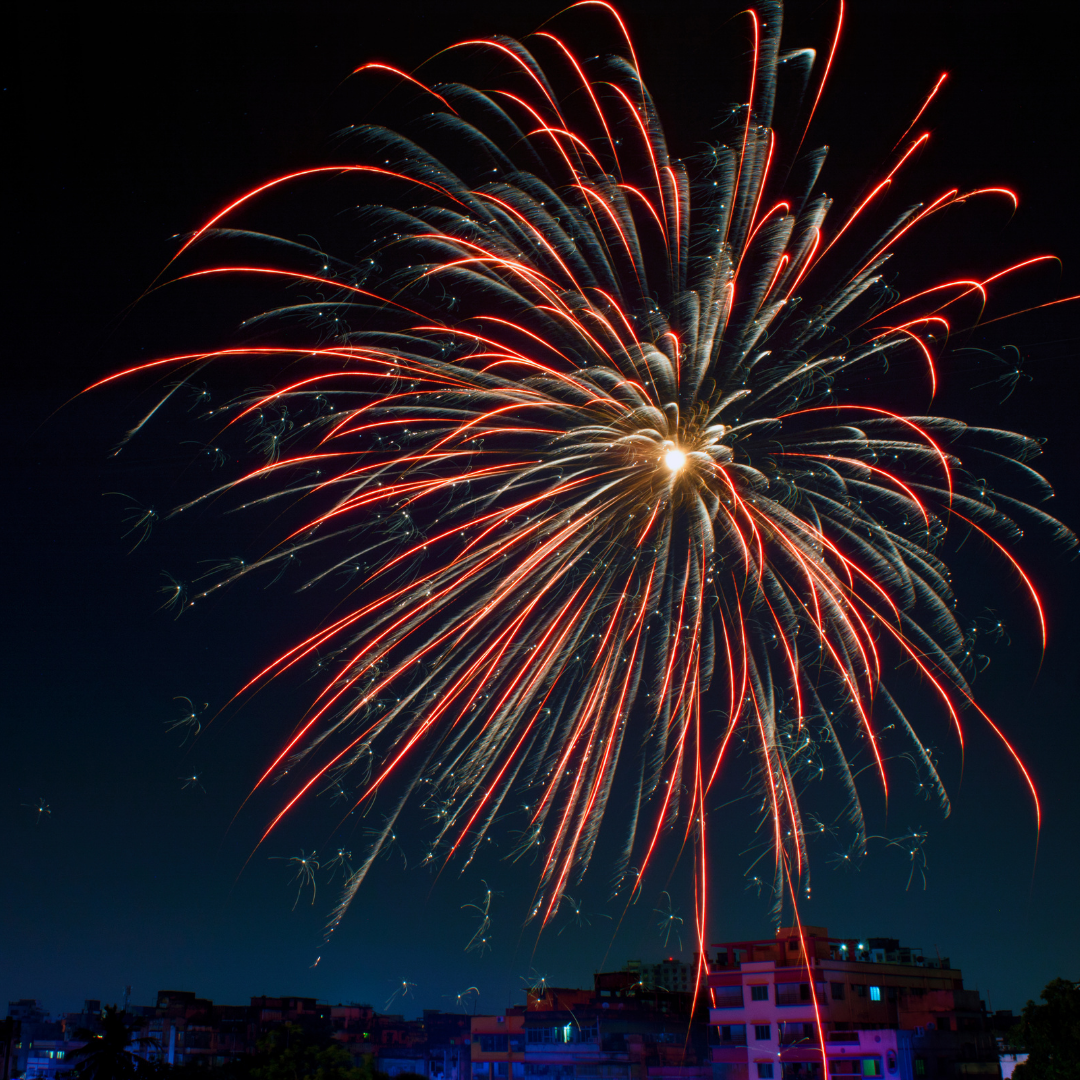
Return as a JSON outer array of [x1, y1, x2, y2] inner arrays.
[[778, 1025, 817, 1047], [712, 1026, 746, 1048], [775, 984, 827, 1007], [712, 989, 744, 1010]]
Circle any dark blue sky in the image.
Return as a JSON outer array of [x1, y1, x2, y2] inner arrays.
[[5, 0, 1078, 1020]]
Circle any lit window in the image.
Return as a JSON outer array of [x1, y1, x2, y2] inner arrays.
[[914, 1061, 926, 1077], [862, 1059, 883, 1076], [751, 985, 769, 1001], [869, 987, 882, 1002], [757, 1067, 774, 1079]]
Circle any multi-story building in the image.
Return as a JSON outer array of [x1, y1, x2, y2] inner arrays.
[[133, 990, 257, 1068], [2, 1002, 80, 1080], [708, 926, 1000, 1079], [19, 1038, 86, 1080], [423, 1010, 472, 1080], [330, 1004, 468, 1078], [622, 960, 700, 997], [1, 1018, 19, 1080], [471, 1011, 526, 1080], [6, 992, 474, 1079], [469, 970, 710, 1080]]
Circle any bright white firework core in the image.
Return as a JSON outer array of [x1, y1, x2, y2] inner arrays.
[[664, 449, 687, 472]]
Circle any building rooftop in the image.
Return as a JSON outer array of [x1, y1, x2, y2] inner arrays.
[[711, 926, 951, 970]]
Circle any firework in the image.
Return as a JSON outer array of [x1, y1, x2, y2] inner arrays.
[[98, 0, 1072, 978], [272, 849, 321, 911]]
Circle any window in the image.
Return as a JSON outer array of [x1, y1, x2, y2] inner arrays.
[[754, 1025, 771, 1042], [828, 1063, 860, 1076], [868, 987, 882, 1002], [937, 1018, 951, 1033], [779, 1023, 817, 1045], [480, 1035, 508, 1053], [830, 983, 845, 1001], [757, 1067, 774, 1079], [714, 985, 744, 1008], [751, 985, 770, 1001], [780, 1066, 821, 1080], [914, 1061, 926, 1077], [861, 1060, 882, 1077], [775, 983, 802, 1006], [717, 1025, 747, 1046], [715, 1067, 750, 1080], [854, 985, 867, 998]]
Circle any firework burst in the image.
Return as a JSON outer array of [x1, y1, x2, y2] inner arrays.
[[96, 0, 1073, 971]]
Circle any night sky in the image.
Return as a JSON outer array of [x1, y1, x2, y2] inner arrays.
[[5, 1, 1079, 1021]]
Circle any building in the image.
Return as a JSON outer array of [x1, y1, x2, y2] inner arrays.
[[2, 1002, 80, 1080], [623, 960, 700, 997], [5, 992, 477, 1079], [132, 990, 260, 1068], [423, 1011, 472, 1080], [2, 1001, 106, 1080], [708, 927, 1001, 1079], [471, 1011, 526, 1080], [2, 1018, 22, 1080], [469, 969, 710, 1080], [998, 1053, 1028, 1079], [326, 1003, 469, 1079]]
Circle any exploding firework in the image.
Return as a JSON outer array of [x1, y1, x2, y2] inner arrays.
[[273, 849, 321, 911], [96, 1, 1073, 971]]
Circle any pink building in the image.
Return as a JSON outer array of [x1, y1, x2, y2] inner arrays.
[[708, 926, 1000, 1079]]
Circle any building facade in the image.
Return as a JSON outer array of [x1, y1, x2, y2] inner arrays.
[[708, 927, 1001, 1079], [469, 973, 710, 1080]]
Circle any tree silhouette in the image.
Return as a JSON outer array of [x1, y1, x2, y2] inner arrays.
[[71, 1005, 158, 1079], [246, 1025, 367, 1080], [1012, 978, 1080, 1080]]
